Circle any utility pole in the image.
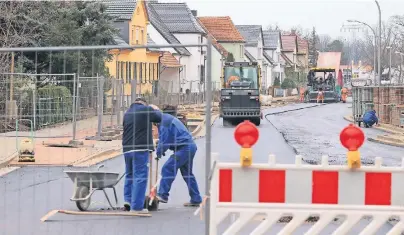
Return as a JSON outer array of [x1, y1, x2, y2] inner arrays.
[[375, 0, 382, 85]]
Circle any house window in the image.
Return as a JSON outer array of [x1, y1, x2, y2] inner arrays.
[[240, 45, 244, 58], [200, 65, 205, 83], [136, 28, 139, 44], [131, 30, 134, 45], [141, 29, 144, 44]]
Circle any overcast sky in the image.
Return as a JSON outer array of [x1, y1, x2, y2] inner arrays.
[[175, 0, 403, 39]]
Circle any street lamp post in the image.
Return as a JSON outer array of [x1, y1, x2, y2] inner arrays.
[[375, 0, 382, 85], [347, 20, 377, 84]]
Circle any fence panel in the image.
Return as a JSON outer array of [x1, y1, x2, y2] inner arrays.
[[0, 39, 216, 235]]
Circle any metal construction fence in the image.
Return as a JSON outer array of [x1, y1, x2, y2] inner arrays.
[[0, 41, 215, 235], [0, 47, 219, 138], [351, 79, 404, 127]]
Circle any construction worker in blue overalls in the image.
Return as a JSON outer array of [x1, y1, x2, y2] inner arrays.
[[153, 106, 202, 207], [122, 98, 162, 213], [363, 109, 379, 128]]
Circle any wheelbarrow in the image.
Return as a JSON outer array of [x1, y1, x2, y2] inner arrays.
[[64, 165, 124, 211], [65, 152, 162, 212]]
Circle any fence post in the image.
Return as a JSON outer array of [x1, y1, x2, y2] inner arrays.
[[72, 73, 78, 141], [96, 75, 104, 139], [189, 82, 193, 105], [205, 36, 213, 235], [32, 79, 37, 130], [131, 74, 137, 104], [116, 79, 123, 126]]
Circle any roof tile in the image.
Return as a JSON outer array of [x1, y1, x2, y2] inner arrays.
[[281, 35, 296, 52], [236, 25, 262, 46], [195, 18, 228, 57], [103, 0, 137, 20], [148, 3, 205, 34], [198, 16, 245, 43], [263, 30, 280, 49], [145, 3, 191, 56], [161, 51, 182, 68], [297, 36, 308, 54]]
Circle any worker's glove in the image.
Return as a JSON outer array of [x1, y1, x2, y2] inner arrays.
[[155, 152, 165, 161]]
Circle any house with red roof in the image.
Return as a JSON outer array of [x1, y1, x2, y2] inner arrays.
[[281, 30, 309, 74], [198, 16, 246, 62]]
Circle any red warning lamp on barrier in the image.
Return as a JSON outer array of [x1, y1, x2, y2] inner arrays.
[[234, 120, 259, 167], [340, 124, 365, 169]]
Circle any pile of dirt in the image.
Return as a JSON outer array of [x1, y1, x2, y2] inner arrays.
[[0, 120, 30, 133]]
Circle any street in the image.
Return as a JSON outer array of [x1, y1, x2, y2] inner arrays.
[[1, 101, 402, 235]]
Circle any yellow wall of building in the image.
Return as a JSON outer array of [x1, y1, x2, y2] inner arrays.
[[105, 0, 160, 109]]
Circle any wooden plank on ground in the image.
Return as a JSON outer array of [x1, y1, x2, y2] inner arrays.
[[40, 209, 151, 222]]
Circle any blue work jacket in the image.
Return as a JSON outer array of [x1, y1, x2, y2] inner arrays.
[[156, 113, 194, 157]]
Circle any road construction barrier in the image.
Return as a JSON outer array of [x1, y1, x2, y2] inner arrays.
[[209, 155, 404, 235], [207, 121, 404, 235]]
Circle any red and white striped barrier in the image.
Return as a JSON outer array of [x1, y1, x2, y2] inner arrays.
[[208, 154, 404, 235]]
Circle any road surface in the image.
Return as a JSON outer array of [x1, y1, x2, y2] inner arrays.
[[0, 102, 402, 235]]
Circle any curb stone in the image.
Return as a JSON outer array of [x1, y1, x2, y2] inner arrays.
[[367, 137, 404, 148], [344, 116, 404, 148], [0, 151, 18, 169], [343, 116, 401, 134]]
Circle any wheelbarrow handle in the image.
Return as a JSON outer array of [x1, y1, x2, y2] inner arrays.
[[114, 173, 126, 187]]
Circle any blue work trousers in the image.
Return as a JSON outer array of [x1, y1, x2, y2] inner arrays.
[[124, 151, 149, 211], [364, 120, 376, 128], [158, 143, 202, 203]]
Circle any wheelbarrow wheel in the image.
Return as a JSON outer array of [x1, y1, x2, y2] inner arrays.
[[144, 196, 159, 211], [76, 186, 91, 211]]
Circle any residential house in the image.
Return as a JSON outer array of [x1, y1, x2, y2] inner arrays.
[[198, 17, 246, 62], [236, 25, 274, 92], [281, 30, 309, 78], [146, 2, 206, 94], [263, 30, 286, 86], [195, 17, 228, 90], [281, 33, 297, 72], [296, 34, 309, 77], [104, 0, 181, 109]]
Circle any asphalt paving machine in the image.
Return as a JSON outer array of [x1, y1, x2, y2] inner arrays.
[[306, 68, 340, 103]]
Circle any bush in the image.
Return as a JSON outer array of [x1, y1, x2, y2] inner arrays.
[[281, 78, 296, 89], [226, 53, 235, 62], [273, 77, 281, 86]]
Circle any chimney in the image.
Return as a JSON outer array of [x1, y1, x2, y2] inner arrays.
[[291, 29, 296, 35], [191, 10, 197, 16]]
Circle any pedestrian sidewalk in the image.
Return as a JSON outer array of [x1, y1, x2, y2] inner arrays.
[[344, 115, 404, 148], [0, 115, 120, 168]]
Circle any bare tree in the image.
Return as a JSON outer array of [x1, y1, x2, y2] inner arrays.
[[266, 24, 280, 31], [355, 20, 404, 79], [317, 34, 332, 51]]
